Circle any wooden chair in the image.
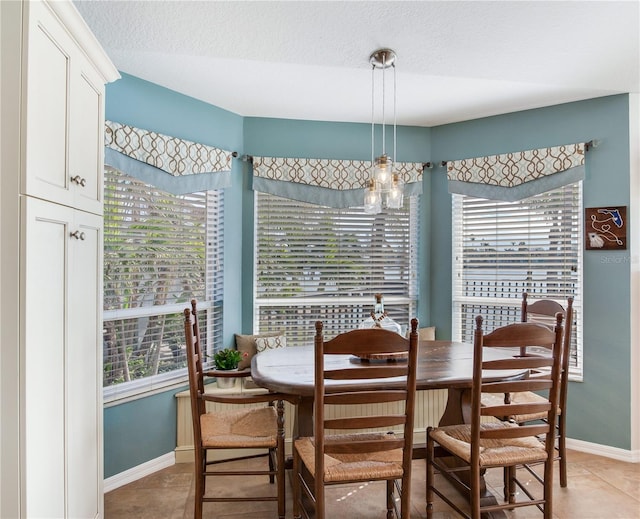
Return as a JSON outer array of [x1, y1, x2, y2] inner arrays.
[[292, 319, 419, 519], [426, 314, 564, 519], [481, 293, 574, 487], [183, 299, 297, 519]]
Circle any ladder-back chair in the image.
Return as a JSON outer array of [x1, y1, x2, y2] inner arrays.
[[184, 299, 296, 519], [292, 319, 419, 519], [427, 314, 564, 519]]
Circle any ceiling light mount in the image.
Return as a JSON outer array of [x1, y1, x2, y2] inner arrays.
[[369, 49, 397, 69]]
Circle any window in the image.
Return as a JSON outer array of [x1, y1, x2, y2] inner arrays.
[[103, 168, 224, 401], [451, 183, 582, 377], [254, 193, 419, 345]]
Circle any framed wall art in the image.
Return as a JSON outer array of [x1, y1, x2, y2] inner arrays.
[[585, 206, 627, 250]]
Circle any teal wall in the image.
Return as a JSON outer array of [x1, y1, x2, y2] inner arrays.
[[429, 95, 631, 449], [104, 73, 632, 477]]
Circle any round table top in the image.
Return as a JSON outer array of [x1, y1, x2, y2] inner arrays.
[[251, 340, 526, 397]]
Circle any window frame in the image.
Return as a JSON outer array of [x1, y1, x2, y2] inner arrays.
[[102, 169, 224, 403], [253, 192, 420, 345], [451, 183, 583, 380]]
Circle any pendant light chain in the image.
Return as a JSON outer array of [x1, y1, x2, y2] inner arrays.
[[381, 51, 386, 157], [371, 64, 375, 165], [393, 61, 397, 164]]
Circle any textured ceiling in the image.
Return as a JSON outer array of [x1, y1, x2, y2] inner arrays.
[[74, 1, 640, 126]]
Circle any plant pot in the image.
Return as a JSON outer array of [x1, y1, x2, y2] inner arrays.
[[216, 374, 237, 389]]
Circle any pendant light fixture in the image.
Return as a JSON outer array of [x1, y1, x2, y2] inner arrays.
[[364, 48, 404, 214]]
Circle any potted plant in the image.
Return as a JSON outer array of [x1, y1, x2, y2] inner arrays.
[[212, 348, 246, 388], [213, 348, 243, 371]]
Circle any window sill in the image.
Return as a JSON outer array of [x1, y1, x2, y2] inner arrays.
[[104, 377, 189, 407]]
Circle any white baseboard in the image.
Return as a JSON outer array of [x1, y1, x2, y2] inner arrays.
[[566, 438, 639, 463], [104, 435, 639, 493], [103, 452, 175, 493]]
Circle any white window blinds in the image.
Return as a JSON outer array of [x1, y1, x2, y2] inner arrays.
[[254, 193, 419, 346], [451, 183, 582, 377], [103, 168, 224, 401]]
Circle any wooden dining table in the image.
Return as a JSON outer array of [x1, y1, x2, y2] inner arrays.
[[251, 339, 527, 438], [251, 339, 528, 516]]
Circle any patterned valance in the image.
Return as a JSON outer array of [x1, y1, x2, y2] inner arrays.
[[104, 121, 233, 195], [447, 143, 586, 201], [252, 156, 424, 208]]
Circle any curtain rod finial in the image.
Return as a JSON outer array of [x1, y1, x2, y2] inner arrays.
[[586, 139, 600, 150]]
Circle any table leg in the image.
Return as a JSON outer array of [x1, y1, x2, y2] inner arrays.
[[292, 396, 314, 439], [439, 387, 472, 426]]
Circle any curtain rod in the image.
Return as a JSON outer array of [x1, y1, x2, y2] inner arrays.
[[245, 156, 435, 168], [241, 141, 597, 168]]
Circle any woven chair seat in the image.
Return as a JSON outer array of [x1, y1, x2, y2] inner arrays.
[[295, 432, 404, 483], [201, 406, 278, 448], [429, 423, 548, 467], [481, 391, 562, 422]]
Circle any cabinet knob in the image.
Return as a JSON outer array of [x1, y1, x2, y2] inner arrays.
[[71, 175, 87, 187], [70, 230, 86, 241]]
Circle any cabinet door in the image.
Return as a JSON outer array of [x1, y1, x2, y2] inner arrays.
[[22, 197, 68, 518], [22, 197, 103, 518], [67, 50, 105, 215], [67, 209, 103, 519], [23, 1, 105, 215]]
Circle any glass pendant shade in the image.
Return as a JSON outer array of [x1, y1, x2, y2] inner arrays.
[[386, 173, 404, 209], [374, 154, 393, 186], [364, 180, 382, 214]]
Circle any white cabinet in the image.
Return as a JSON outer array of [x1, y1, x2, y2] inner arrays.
[[23, 0, 106, 215], [23, 198, 103, 518], [0, 1, 119, 518]]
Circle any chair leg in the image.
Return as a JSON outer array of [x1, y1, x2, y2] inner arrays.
[[470, 464, 481, 519], [315, 473, 325, 519], [268, 447, 275, 484], [401, 471, 411, 519], [276, 400, 286, 519], [194, 448, 205, 519], [502, 466, 509, 501], [543, 460, 554, 519], [558, 416, 568, 487], [426, 428, 434, 519], [292, 443, 302, 519], [507, 465, 517, 504], [386, 480, 394, 519]]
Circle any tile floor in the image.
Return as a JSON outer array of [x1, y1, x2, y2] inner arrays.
[[105, 449, 640, 518]]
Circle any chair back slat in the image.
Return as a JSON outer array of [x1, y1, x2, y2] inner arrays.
[[482, 379, 554, 394], [325, 365, 409, 380], [480, 423, 551, 440], [325, 390, 408, 405], [323, 328, 410, 355], [483, 356, 553, 370], [324, 438, 405, 455], [481, 402, 551, 417], [326, 414, 407, 429]]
